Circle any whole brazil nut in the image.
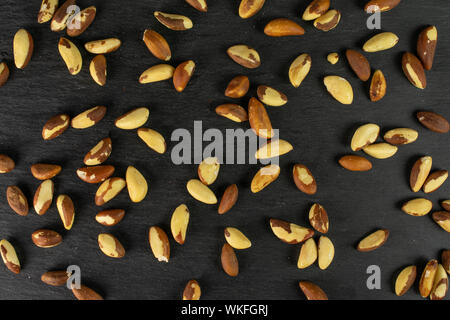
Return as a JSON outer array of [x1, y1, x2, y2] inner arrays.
[[224, 227, 251, 249], [50, 0, 77, 32], [364, 0, 401, 13], [58, 37, 82, 75], [72, 285, 103, 300], [419, 260, 438, 298], [215, 104, 248, 123], [0, 239, 21, 274], [31, 229, 62, 248], [370, 70, 387, 102], [289, 53, 311, 88], [255, 139, 293, 159], [173, 60, 196, 92], [416, 111, 450, 133], [264, 18, 305, 37], [302, 0, 330, 21], [395, 265, 417, 296], [13, 29, 34, 69], [186, 179, 217, 204], [423, 170, 448, 193], [218, 184, 238, 214], [33, 180, 54, 216], [309, 203, 329, 234], [432, 211, 450, 233], [185, 0, 208, 12], [0, 154, 15, 173], [417, 26, 437, 70], [239, 0, 265, 19], [383, 128, 418, 145], [401, 198, 433, 216], [313, 9, 341, 32], [297, 238, 317, 269], [198, 157, 220, 185], [430, 264, 448, 300], [346, 49, 371, 82], [351, 123, 380, 151], [154, 11, 193, 31], [56, 194, 75, 230], [85, 38, 122, 54], [363, 143, 398, 159], [443, 251, 450, 274], [38, 0, 59, 23], [98, 233, 125, 258], [67, 6, 97, 37], [248, 97, 273, 139], [84, 137, 112, 166], [357, 229, 389, 252], [299, 281, 328, 300], [126, 166, 148, 203], [170, 204, 190, 244], [89, 55, 107, 86], [323, 76, 353, 105], [7, 186, 29, 216], [139, 64, 175, 84], [410, 156, 432, 192], [95, 209, 125, 227], [137, 128, 167, 154], [363, 32, 399, 52], [402, 52, 426, 89], [318, 236, 335, 270], [293, 164, 317, 195], [149, 226, 170, 262], [269, 219, 314, 244], [143, 29, 171, 61], [0, 62, 10, 88], [115, 107, 149, 130], [225, 75, 249, 98], [42, 114, 70, 140], [71, 106, 107, 129], [77, 165, 115, 184], [250, 164, 280, 193], [227, 45, 261, 69], [95, 177, 126, 206], [221, 243, 239, 277], [183, 280, 201, 300], [441, 200, 450, 212], [257, 85, 288, 107], [41, 271, 70, 286], [339, 155, 372, 172]]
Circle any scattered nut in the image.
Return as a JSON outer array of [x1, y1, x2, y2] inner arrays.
[[173, 60, 195, 92], [98, 233, 125, 258], [38, 0, 58, 23], [137, 128, 167, 154], [250, 164, 280, 193], [170, 204, 190, 245], [115, 107, 149, 130], [31, 229, 62, 248], [364, 0, 401, 12], [149, 226, 170, 262], [395, 265, 417, 296], [185, 0, 208, 12], [218, 184, 239, 214], [72, 285, 103, 300], [186, 179, 217, 204], [56, 194, 75, 230], [339, 155, 373, 172], [227, 45, 261, 69], [95, 177, 126, 206], [183, 280, 201, 300], [351, 123, 380, 151], [224, 227, 251, 249], [215, 104, 248, 122], [50, 0, 77, 32], [299, 281, 328, 300], [257, 85, 288, 107], [264, 18, 305, 37], [410, 156, 432, 192], [41, 271, 70, 286], [221, 243, 239, 277], [71, 106, 107, 129], [7, 186, 29, 216], [402, 52, 427, 89], [95, 209, 125, 227], [318, 236, 335, 270], [302, 0, 330, 21], [85, 38, 122, 54], [255, 139, 293, 159], [154, 11, 193, 31], [239, 0, 265, 19], [89, 55, 107, 86], [58, 37, 82, 75], [313, 9, 341, 32], [198, 157, 220, 185], [248, 97, 273, 139], [363, 143, 398, 159], [441, 200, 450, 212], [13, 29, 34, 69], [357, 229, 389, 252], [139, 64, 175, 84], [327, 52, 339, 64], [0, 62, 10, 87], [143, 29, 171, 61], [126, 166, 148, 203], [33, 180, 54, 216], [42, 114, 70, 140], [419, 259, 438, 298], [309, 203, 329, 234], [370, 70, 387, 102], [432, 211, 450, 233], [84, 137, 112, 166], [270, 219, 314, 244], [293, 164, 317, 195], [289, 53, 311, 88], [423, 170, 448, 193], [77, 165, 115, 184], [67, 6, 96, 37], [0, 154, 15, 173], [430, 264, 448, 300], [416, 111, 450, 133], [0, 239, 20, 274], [441, 250, 450, 274], [401, 198, 433, 216], [383, 128, 418, 145], [297, 238, 317, 269], [363, 32, 399, 52], [225, 75, 250, 98], [417, 26, 437, 70], [323, 75, 354, 105]]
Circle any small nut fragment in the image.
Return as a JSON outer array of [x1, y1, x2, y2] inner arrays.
[[309, 203, 329, 234], [441, 200, 450, 212], [67, 6, 97, 37], [430, 264, 448, 300], [264, 18, 305, 37], [313, 9, 341, 32], [95, 177, 126, 206], [225, 75, 249, 98], [250, 164, 280, 193], [395, 265, 417, 296], [77, 165, 115, 184], [154, 11, 193, 31], [185, 0, 208, 12], [419, 259, 438, 298], [41, 271, 70, 286], [7, 186, 29, 216], [289, 53, 311, 88], [143, 30, 171, 61], [357, 229, 389, 252], [370, 70, 387, 102], [115, 107, 149, 130], [293, 164, 317, 195], [218, 184, 238, 215], [170, 204, 190, 245], [417, 26, 437, 70], [432, 211, 450, 233], [227, 45, 261, 69], [89, 55, 107, 86], [0, 154, 15, 173], [383, 128, 418, 145], [423, 170, 448, 193], [50, 0, 77, 32], [327, 52, 339, 64], [215, 104, 248, 123], [257, 85, 288, 107], [363, 143, 398, 159], [72, 285, 103, 300], [198, 157, 220, 185], [31, 229, 62, 248], [85, 38, 122, 54], [363, 32, 399, 52], [248, 97, 273, 139], [0, 239, 20, 274], [56, 194, 75, 230], [323, 75, 353, 104], [302, 0, 330, 21], [364, 0, 401, 13], [13, 29, 34, 69], [221, 243, 239, 277], [441, 251, 450, 274], [95, 209, 125, 227], [239, 0, 265, 19], [224, 227, 251, 249], [0, 62, 10, 87], [318, 236, 335, 270], [149, 226, 170, 262], [410, 156, 432, 192], [71, 106, 107, 129], [84, 138, 112, 166], [351, 123, 380, 151], [297, 238, 317, 269], [186, 179, 217, 204], [401, 198, 433, 217], [269, 219, 314, 244], [299, 281, 328, 300], [38, 0, 59, 23], [339, 155, 372, 172], [416, 111, 450, 133], [42, 114, 70, 140], [137, 128, 167, 154], [98, 233, 125, 258], [58, 37, 82, 75], [173, 60, 195, 92], [183, 280, 201, 300], [139, 64, 175, 84], [33, 180, 54, 216], [402, 52, 426, 89], [255, 139, 293, 159], [126, 166, 148, 203]]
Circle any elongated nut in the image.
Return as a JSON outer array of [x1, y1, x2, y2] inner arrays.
[[225, 75, 249, 98], [31, 229, 62, 248], [417, 26, 437, 70], [441, 201, 450, 212], [227, 45, 261, 69], [38, 0, 59, 23], [115, 107, 149, 130], [339, 155, 372, 172], [297, 238, 317, 269], [402, 52, 426, 89], [309, 203, 329, 234], [139, 65, 175, 84], [269, 219, 314, 244], [363, 143, 398, 159], [170, 204, 190, 244], [248, 97, 273, 139], [95, 177, 126, 206], [395, 265, 417, 296], [410, 156, 432, 192], [251, 164, 280, 193], [318, 236, 334, 270], [323, 76, 353, 105], [416, 111, 450, 133], [186, 179, 217, 204], [95, 209, 125, 226], [154, 11, 193, 30], [289, 53, 311, 88], [13, 29, 34, 69], [89, 55, 106, 86], [357, 229, 389, 252], [173, 60, 195, 92], [239, 0, 265, 19], [370, 70, 387, 102], [33, 180, 54, 215], [143, 29, 171, 61], [430, 264, 448, 300], [198, 157, 220, 185], [218, 184, 238, 214], [432, 211, 450, 233], [351, 123, 380, 151], [299, 281, 328, 300], [264, 18, 305, 37], [364, 0, 401, 13], [7, 186, 29, 216], [84, 137, 112, 165], [0, 154, 15, 173], [58, 37, 82, 75], [67, 6, 96, 37], [77, 165, 115, 184], [443, 251, 450, 274], [42, 114, 70, 140], [137, 128, 167, 154], [98, 233, 125, 258], [85, 38, 122, 54], [185, 0, 208, 12], [293, 164, 317, 195], [255, 139, 293, 159], [224, 227, 251, 249], [183, 280, 201, 300], [384, 128, 418, 145], [346, 49, 371, 81], [72, 285, 103, 300], [71, 106, 107, 129], [50, 0, 77, 32], [0, 62, 10, 88], [257, 85, 288, 107], [41, 271, 70, 286], [149, 226, 170, 262], [215, 104, 248, 122], [363, 32, 399, 52], [419, 260, 438, 298], [57, 194, 75, 230], [401, 198, 432, 216], [221, 243, 239, 277], [0, 240, 20, 274], [302, 0, 330, 21], [313, 9, 341, 32], [327, 53, 339, 64], [423, 170, 448, 193], [126, 166, 148, 203]]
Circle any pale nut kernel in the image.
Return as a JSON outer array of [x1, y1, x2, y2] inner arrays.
[[224, 227, 251, 249], [183, 280, 201, 300], [351, 123, 380, 151], [38, 0, 59, 23], [357, 229, 389, 252], [402, 198, 433, 217], [198, 157, 220, 185], [89, 55, 107, 86], [85, 38, 122, 54], [363, 32, 399, 52], [154, 11, 193, 31], [302, 0, 330, 21], [126, 166, 148, 203], [308, 203, 329, 234], [170, 204, 190, 245], [323, 76, 353, 105], [297, 238, 317, 269], [313, 9, 341, 32], [432, 211, 450, 233], [250, 164, 280, 193], [33, 180, 54, 216], [115, 107, 150, 130], [84, 137, 112, 166], [239, 0, 265, 19], [423, 170, 448, 194], [97, 233, 125, 258], [248, 97, 274, 139], [137, 128, 167, 154], [318, 236, 335, 270], [257, 85, 288, 107], [95, 177, 126, 206], [50, 0, 77, 32], [173, 60, 195, 92], [327, 52, 339, 64], [143, 29, 171, 61], [419, 260, 438, 298], [227, 45, 261, 69], [383, 128, 418, 145], [410, 156, 432, 192], [430, 264, 448, 300], [186, 179, 217, 204], [42, 114, 70, 140], [293, 164, 317, 195], [362, 143, 398, 159], [289, 53, 311, 88], [71, 106, 107, 129], [149, 226, 170, 262], [395, 265, 417, 296], [269, 219, 314, 244], [13, 29, 34, 69], [58, 37, 82, 75], [139, 64, 175, 84], [0, 239, 20, 274], [215, 104, 248, 123], [255, 139, 293, 159]]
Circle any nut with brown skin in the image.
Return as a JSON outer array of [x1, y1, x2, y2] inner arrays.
[[323, 76, 354, 105], [270, 219, 314, 244], [346, 49, 371, 82], [0, 239, 20, 274], [299, 281, 328, 300], [248, 97, 273, 139], [187, 179, 217, 204], [293, 164, 317, 195], [84, 138, 112, 166], [351, 123, 380, 151], [218, 184, 239, 215], [363, 32, 399, 52], [430, 264, 448, 300], [423, 170, 448, 193], [13, 29, 34, 69], [98, 233, 125, 258], [31, 229, 62, 248], [309, 203, 329, 234], [225, 75, 250, 98], [432, 211, 450, 233], [170, 204, 190, 245], [77, 165, 115, 184], [143, 29, 171, 61], [173, 60, 195, 92], [416, 111, 450, 133], [0, 154, 15, 173], [410, 156, 432, 192], [41, 270, 71, 286], [138, 128, 167, 154], [33, 180, 54, 216], [215, 104, 248, 123], [149, 226, 170, 262], [0, 62, 10, 88], [357, 229, 389, 252], [71, 106, 107, 129], [264, 18, 305, 37], [257, 85, 288, 107], [58, 37, 82, 75], [57, 194, 75, 230], [42, 114, 70, 140], [115, 107, 149, 130], [394, 265, 417, 296], [185, 0, 208, 12], [419, 260, 438, 298], [67, 6, 97, 37], [95, 209, 125, 227], [221, 243, 239, 277], [154, 11, 193, 30], [313, 9, 341, 32], [417, 26, 437, 70], [383, 128, 418, 145], [224, 227, 251, 249], [302, 0, 330, 21], [38, 0, 59, 23], [50, 0, 77, 32], [89, 55, 107, 86], [250, 164, 280, 193], [402, 52, 426, 89], [401, 198, 432, 216], [183, 280, 201, 300], [72, 284, 103, 300], [297, 238, 317, 269], [227, 45, 261, 69], [95, 177, 126, 206], [7, 186, 29, 216], [442, 250, 450, 274], [339, 155, 373, 172], [370, 70, 387, 102], [289, 54, 311, 88], [239, 0, 265, 19], [441, 201, 450, 212], [364, 0, 401, 12], [85, 38, 122, 54]]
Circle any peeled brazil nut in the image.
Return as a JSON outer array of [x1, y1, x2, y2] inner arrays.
[[95, 177, 126, 206], [327, 52, 339, 64], [149, 226, 170, 262], [0, 62, 10, 88], [410, 156, 432, 192], [395, 265, 417, 296], [218, 184, 238, 214], [297, 238, 317, 269], [357, 229, 389, 252], [137, 128, 167, 154], [423, 170, 448, 193], [363, 143, 398, 159], [38, 0, 59, 23], [221, 243, 239, 277], [370, 70, 387, 102], [186, 179, 217, 204], [339, 155, 372, 172], [430, 264, 448, 300], [318, 236, 334, 270], [384, 128, 418, 145], [215, 104, 248, 123], [346, 49, 371, 82], [0, 154, 15, 173], [98, 233, 125, 258], [289, 53, 311, 88], [173, 60, 195, 92], [42, 114, 70, 140], [139, 64, 175, 84], [77, 165, 115, 184], [269, 219, 314, 244], [225, 75, 249, 98], [293, 164, 317, 195], [71, 106, 107, 129], [31, 229, 62, 248], [324, 76, 353, 105], [33, 180, 54, 216], [31, 164, 61, 180], [227, 45, 261, 69], [416, 111, 450, 133], [257, 85, 288, 107], [255, 139, 293, 160], [183, 280, 201, 300], [432, 211, 450, 233], [363, 32, 399, 52], [58, 37, 82, 75], [351, 123, 380, 151], [84, 137, 112, 166], [56, 194, 75, 230], [417, 26, 437, 70], [402, 52, 426, 89], [85, 38, 122, 54], [67, 6, 96, 37], [313, 9, 341, 32], [364, 0, 401, 13], [0, 239, 20, 274], [50, 0, 77, 32], [309, 203, 329, 234], [248, 97, 273, 139], [41, 270, 70, 286], [115, 107, 149, 130], [239, 0, 265, 19], [13, 29, 34, 69], [95, 209, 125, 227], [401, 198, 432, 216], [419, 260, 438, 298], [7, 186, 29, 216], [302, 0, 330, 21], [154, 11, 193, 31], [89, 55, 107, 86], [224, 227, 251, 249], [299, 281, 328, 300], [143, 29, 171, 61], [264, 18, 305, 37], [126, 166, 148, 203], [250, 164, 280, 193], [186, 0, 208, 12], [170, 204, 190, 245], [198, 157, 220, 185], [72, 284, 103, 300]]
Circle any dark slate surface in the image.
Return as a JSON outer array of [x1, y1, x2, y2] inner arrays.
[[0, 0, 448, 300]]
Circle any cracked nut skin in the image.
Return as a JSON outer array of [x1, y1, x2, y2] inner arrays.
[[248, 97, 273, 139], [143, 29, 171, 61], [239, 0, 265, 19], [13, 29, 34, 69], [302, 0, 330, 21], [289, 53, 311, 88], [185, 0, 208, 12], [67, 6, 96, 37], [255, 139, 293, 160], [115, 107, 149, 130], [430, 264, 448, 300], [297, 238, 317, 269], [84, 137, 112, 166], [183, 280, 201, 300], [309, 203, 329, 234], [357, 229, 389, 252], [0, 62, 10, 88], [90, 55, 107, 86], [402, 52, 426, 89], [85, 38, 121, 54], [77, 165, 115, 184], [339, 155, 372, 172], [50, 0, 76, 32], [170, 204, 190, 244], [351, 123, 380, 151], [221, 243, 239, 277], [318, 236, 334, 270], [31, 229, 62, 248], [395, 265, 417, 296], [364, 0, 401, 12], [264, 18, 305, 37], [313, 9, 341, 32], [126, 166, 148, 203], [299, 281, 328, 300], [416, 111, 449, 133], [58, 37, 82, 75], [0, 239, 20, 274], [96, 209, 125, 227], [227, 45, 261, 69], [95, 177, 126, 206], [432, 211, 450, 233], [225, 227, 251, 250], [383, 128, 418, 145], [154, 11, 193, 31], [98, 233, 125, 258], [417, 26, 437, 70], [257, 85, 288, 107], [41, 270, 70, 286], [401, 198, 432, 217], [7, 186, 29, 216], [323, 76, 353, 105], [57, 194, 75, 230], [173, 60, 195, 92], [216, 104, 248, 123], [419, 259, 438, 298], [346, 49, 371, 82], [149, 226, 170, 262], [186, 179, 217, 204], [370, 70, 387, 102], [33, 180, 54, 216], [442, 250, 450, 274], [198, 157, 220, 186], [363, 32, 399, 52], [251, 164, 280, 193], [270, 219, 314, 244], [71, 106, 107, 129], [293, 164, 317, 195], [42, 114, 70, 140], [72, 285, 103, 300], [423, 170, 448, 193], [410, 156, 432, 192], [0, 154, 15, 173], [139, 64, 175, 84], [363, 143, 398, 159], [225, 75, 249, 98], [38, 0, 59, 23], [218, 185, 239, 215], [138, 128, 167, 154]]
